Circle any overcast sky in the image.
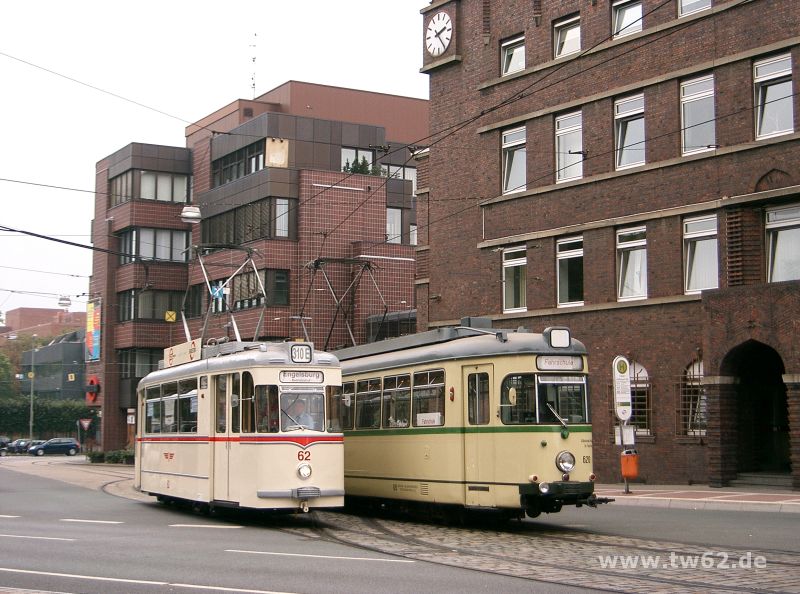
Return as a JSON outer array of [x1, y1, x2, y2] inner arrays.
[[0, 1, 429, 319]]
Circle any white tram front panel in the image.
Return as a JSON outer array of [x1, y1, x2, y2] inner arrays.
[[135, 342, 344, 511]]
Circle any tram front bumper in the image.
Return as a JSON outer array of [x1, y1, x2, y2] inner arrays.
[[519, 481, 613, 512], [257, 487, 346, 499]]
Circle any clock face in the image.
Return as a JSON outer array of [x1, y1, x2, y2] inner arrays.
[[426, 11, 452, 57]]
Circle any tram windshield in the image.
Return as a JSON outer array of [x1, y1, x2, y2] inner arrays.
[[500, 374, 588, 424], [280, 390, 325, 431]]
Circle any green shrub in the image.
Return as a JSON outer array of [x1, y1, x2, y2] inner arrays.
[[86, 451, 105, 463]]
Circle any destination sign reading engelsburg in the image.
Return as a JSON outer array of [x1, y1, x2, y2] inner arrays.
[[279, 370, 324, 383]]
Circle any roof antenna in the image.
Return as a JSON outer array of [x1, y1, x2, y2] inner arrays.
[[250, 33, 257, 99]]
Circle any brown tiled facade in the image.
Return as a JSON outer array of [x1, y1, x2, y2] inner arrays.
[[418, 0, 799, 487], [89, 82, 428, 451]]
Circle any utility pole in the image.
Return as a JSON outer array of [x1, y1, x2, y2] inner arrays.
[[29, 346, 35, 442]]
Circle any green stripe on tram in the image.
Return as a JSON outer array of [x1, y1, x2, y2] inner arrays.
[[344, 424, 592, 437]]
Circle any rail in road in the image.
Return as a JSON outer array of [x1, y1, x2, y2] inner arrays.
[[3, 457, 798, 594]]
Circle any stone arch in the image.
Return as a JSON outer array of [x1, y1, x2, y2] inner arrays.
[[720, 340, 789, 474], [754, 169, 793, 192]]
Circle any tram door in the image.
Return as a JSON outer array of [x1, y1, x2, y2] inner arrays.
[[212, 374, 232, 502], [463, 364, 494, 507]]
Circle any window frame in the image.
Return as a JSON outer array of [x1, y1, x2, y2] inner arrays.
[[502, 246, 527, 313], [553, 15, 580, 59], [501, 35, 525, 77], [502, 126, 526, 194], [681, 75, 716, 155], [683, 215, 719, 293], [556, 236, 584, 307], [617, 227, 648, 301], [615, 94, 646, 170], [612, 0, 643, 38], [754, 54, 794, 140], [555, 111, 583, 182], [679, 0, 712, 17], [766, 203, 800, 283]]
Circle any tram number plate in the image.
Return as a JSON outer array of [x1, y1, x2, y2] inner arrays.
[[583, 455, 591, 463], [297, 451, 311, 461]]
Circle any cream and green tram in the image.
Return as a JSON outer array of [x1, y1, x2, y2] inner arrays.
[[134, 341, 344, 513], [332, 323, 611, 519]]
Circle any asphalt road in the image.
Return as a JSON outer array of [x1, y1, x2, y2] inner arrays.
[[0, 467, 593, 594]]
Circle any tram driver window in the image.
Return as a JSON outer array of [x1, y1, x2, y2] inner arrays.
[[537, 378, 588, 424], [500, 374, 536, 424]]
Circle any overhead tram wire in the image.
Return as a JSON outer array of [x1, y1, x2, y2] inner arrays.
[[1, 0, 756, 261]]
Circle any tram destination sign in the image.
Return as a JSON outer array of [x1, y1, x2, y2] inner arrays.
[[280, 370, 324, 383], [537, 355, 583, 371], [164, 340, 200, 368]]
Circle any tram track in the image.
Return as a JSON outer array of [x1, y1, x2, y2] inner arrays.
[[311, 511, 800, 594]]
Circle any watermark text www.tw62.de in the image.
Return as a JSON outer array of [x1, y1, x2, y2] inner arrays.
[[597, 551, 767, 570]]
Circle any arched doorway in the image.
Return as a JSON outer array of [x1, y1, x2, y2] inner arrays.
[[721, 340, 790, 474]]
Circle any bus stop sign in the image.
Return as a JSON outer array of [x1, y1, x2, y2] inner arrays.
[[612, 355, 632, 422]]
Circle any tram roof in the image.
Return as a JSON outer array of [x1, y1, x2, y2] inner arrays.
[[137, 341, 339, 388], [334, 325, 586, 376]]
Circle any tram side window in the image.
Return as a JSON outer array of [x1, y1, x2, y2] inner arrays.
[[240, 372, 256, 432], [215, 374, 227, 433], [145, 386, 162, 433], [413, 369, 445, 427], [468, 372, 490, 425], [500, 374, 536, 424], [382, 374, 411, 428], [231, 373, 241, 434], [162, 382, 178, 433], [328, 382, 354, 431], [178, 379, 198, 433], [355, 378, 381, 429], [254, 385, 279, 433], [537, 378, 588, 424]]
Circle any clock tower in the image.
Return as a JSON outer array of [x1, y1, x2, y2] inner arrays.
[[420, 1, 461, 73]]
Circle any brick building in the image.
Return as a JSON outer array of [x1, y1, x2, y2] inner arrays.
[[417, 0, 799, 487], [88, 81, 427, 451]]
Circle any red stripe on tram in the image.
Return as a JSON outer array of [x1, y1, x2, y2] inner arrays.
[[137, 435, 342, 446]]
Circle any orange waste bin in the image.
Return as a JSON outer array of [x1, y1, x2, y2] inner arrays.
[[620, 449, 639, 480]]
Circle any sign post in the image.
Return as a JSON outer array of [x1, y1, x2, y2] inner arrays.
[[612, 355, 636, 493]]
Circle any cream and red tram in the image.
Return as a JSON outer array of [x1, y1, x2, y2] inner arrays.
[[134, 340, 344, 512], [332, 321, 612, 519]]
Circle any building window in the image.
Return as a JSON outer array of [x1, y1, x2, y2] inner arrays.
[[502, 246, 527, 312], [629, 361, 652, 436], [557, 236, 584, 306], [617, 227, 647, 300], [681, 75, 716, 155], [410, 225, 418, 246], [119, 349, 161, 379], [615, 94, 645, 169], [387, 208, 402, 244], [118, 228, 189, 265], [211, 140, 265, 188], [341, 147, 376, 173], [677, 360, 706, 436], [502, 127, 526, 194], [554, 15, 580, 59], [612, 0, 643, 38], [501, 35, 525, 76], [202, 198, 297, 245], [679, 0, 711, 17], [555, 111, 583, 182], [684, 215, 719, 293], [231, 269, 290, 310], [754, 54, 794, 139], [766, 203, 800, 282], [109, 170, 189, 207], [386, 164, 418, 195], [109, 171, 133, 207], [118, 290, 184, 322]]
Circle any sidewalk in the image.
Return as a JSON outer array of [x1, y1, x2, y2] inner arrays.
[[594, 483, 800, 513]]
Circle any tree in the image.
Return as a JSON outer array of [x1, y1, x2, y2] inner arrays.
[[0, 352, 15, 399]]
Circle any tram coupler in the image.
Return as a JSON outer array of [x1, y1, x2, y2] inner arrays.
[[577, 493, 615, 508], [300, 501, 310, 513]]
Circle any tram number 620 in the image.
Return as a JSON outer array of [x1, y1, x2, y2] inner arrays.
[[583, 455, 591, 463], [297, 451, 311, 461]]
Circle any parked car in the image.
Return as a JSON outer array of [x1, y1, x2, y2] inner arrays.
[[28, 438, 80, 456], [0, 436, 9, 448], [7, 439, 33, 454]]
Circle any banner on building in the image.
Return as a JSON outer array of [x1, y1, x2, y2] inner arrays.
[[85, 300, 102, 361]]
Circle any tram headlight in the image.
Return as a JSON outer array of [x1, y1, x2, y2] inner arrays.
[[555, 450, 576, 473], [297, 462, 312, 480], [539, 482, 550, 494]]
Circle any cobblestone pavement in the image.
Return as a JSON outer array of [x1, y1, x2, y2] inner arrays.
[[3, 456, 799, 594]]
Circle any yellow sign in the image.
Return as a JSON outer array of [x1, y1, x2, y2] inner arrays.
[[27, 371, 34, 379], [68, 373, 76, 382], [165, 310, 177, 323]]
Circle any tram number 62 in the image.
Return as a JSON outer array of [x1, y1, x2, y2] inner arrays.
[[297, 451, 311, 461]]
